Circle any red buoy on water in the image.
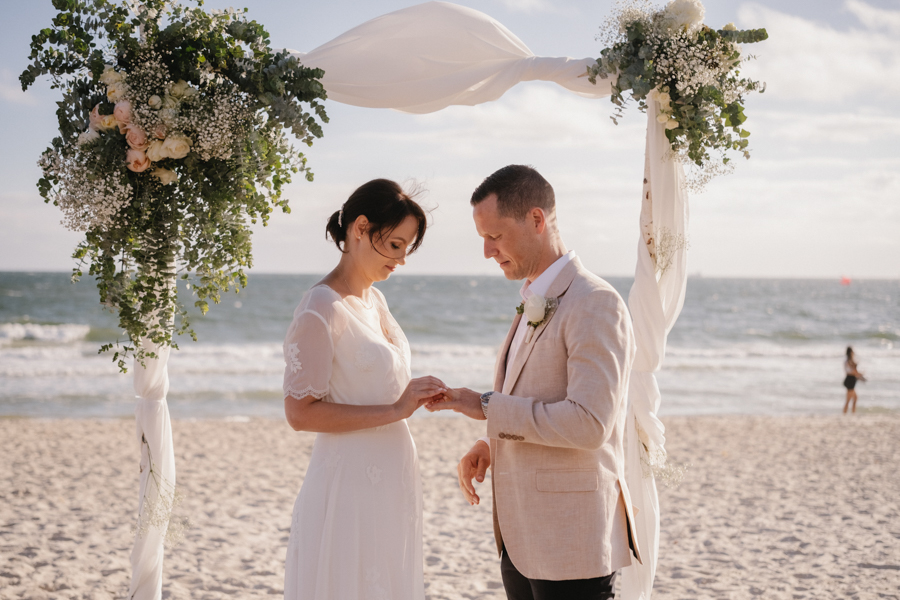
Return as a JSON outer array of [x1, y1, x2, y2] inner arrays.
[[840, 276, 852, 286]]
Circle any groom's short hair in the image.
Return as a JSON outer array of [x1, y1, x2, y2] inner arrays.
[[471, 165, 555, 221]]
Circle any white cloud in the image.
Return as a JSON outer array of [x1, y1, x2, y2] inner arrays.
[[365, 84, 646, 155], [753, 108, 900, 144], [0, 70, 37, 106], [494, 0, 557, 14], [845, 0, 900, 35], [737, 2, 900, 102]]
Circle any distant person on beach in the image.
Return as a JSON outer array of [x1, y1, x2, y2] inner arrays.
[[843, 346, 866, 414]]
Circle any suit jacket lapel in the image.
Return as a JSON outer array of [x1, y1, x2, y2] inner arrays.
[[502, 257, 581, 395], [494, 312, 521, 392]]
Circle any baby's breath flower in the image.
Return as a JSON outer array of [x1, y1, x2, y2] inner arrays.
[[588, 0, 767, 190], [39, 147, 132, 231]]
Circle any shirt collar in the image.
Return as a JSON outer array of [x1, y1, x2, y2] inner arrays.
[[519, 251, 576, 302]]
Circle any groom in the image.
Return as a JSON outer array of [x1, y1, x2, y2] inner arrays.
[[427, 165, 641, 599]]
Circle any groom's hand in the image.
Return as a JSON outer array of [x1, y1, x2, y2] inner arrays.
[[458, 440, 491, 505], [425, 387, 485, 420]]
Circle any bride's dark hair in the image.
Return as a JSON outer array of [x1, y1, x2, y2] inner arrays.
[[326, 179, 428, 255]]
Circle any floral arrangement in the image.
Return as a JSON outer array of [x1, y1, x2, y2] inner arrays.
[[588, 0, 767, 187], [21, 1, 328, 370]]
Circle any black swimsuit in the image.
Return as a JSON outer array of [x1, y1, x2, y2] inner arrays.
[[844, 359, 859, 390]]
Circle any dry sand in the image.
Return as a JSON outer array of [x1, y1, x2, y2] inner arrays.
[[1, 413, 898, 599]]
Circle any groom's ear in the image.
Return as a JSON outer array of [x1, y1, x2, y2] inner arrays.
[[530, 207, 547, 234]]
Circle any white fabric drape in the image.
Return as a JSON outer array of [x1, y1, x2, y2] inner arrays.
[[291, 1, 610, 113], [128, 339, 176, 600], [620, 99, 689, 600], [279, 2, 686, 598]]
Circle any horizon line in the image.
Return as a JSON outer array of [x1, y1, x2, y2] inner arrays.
[[1, 270, 898, 282]]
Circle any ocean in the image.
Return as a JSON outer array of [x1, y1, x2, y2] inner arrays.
[[1, 273, 897, 418]]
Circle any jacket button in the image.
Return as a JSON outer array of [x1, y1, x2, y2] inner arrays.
[[517, 435, 524, 441], [499, 433, 507, 439]]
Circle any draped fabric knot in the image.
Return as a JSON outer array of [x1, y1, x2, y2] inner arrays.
[[291, 2, 612, 114]]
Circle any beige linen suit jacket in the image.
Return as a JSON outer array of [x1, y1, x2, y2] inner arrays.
[[486, 256, 641, 581]]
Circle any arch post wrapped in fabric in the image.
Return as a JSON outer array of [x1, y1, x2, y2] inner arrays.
[[291, 2, 689, 597]]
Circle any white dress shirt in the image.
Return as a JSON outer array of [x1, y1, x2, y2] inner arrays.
[[505, 250, 576, 382], [478, 251, 575, 448]]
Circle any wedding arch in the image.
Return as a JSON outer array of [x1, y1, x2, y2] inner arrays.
[[22, 1, 766, 598], [287, 5, 685, 599]]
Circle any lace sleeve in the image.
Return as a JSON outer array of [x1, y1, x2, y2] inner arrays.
[[283, 308, 333, 400]]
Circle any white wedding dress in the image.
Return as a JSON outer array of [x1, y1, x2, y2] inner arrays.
[[282, 284, 424, 600]]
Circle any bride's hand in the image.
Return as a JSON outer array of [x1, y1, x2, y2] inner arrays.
[[394, 376, 448, 420]]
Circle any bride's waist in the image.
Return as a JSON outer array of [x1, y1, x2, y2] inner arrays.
[[315, 419, 410, 441]]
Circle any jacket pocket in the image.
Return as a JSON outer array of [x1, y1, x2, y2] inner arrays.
[[535, 469, 599, 493]]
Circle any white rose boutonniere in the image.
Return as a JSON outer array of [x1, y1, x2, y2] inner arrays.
[[516, 294, 559, 343]]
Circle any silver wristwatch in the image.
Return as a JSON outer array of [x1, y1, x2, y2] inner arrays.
[[480, 391, 494, 419]]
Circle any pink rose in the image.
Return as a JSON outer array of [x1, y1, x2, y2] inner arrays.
[[114, 100, 132, 134], [125, 124, 149, 151], [89, 105, 102, 131], [153, 123, 168, 140], [126, 149, 151, 173], [114, 100, 132, 125]]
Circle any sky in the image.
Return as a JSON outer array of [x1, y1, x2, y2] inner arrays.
[[1, 0, 898, 278]]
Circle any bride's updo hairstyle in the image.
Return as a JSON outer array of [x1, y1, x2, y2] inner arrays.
[[326, 179, 428, 255]]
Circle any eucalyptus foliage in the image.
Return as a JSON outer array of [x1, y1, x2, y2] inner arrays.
[[21, 0, 328, 370], [588, 0, 767, 183]]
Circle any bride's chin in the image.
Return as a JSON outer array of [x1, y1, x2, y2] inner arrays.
[[375, 268, 395, 282]]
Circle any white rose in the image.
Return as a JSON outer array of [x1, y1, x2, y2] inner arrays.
[[77, 128, 100, 145], [657, 113, 670, 124], [159, 108, 179, 125], [148, 95, 163, 110], [151, 167, 178, 185], [183, 85, 199, 99], [656, 92, 671, 106], [146, 139, 168, 162], [723, 22, 737, 31], [161, 133, 192, 160], [162, 94, 179, 109], [169, 80, 190, 99], [666, 119, 679, 130], [664, 0, 705, 32], [106, 81, 129, 103], [99, 65, 124, 86], [524, 295, 547, 324]]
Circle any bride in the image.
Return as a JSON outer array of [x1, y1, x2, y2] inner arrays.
[[281, 179, 445, 600]]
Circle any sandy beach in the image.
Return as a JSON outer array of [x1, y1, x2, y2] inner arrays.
[[1, 413, 898, 599]]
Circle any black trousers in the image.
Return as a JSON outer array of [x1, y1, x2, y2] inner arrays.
[[500, 547, 617, 600]]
